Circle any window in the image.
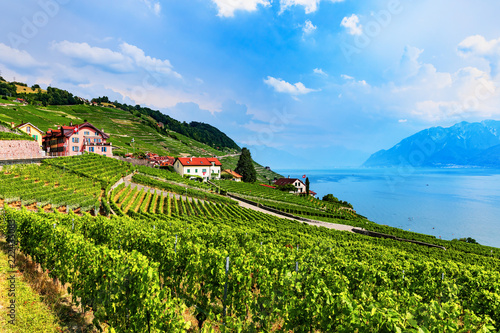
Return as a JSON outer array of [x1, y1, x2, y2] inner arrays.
[[33, 135, 38, 140], [95, 132, 98, 136], [84, 131, 89, 135], [26, 126, 31, 133], [202, 169, 206, 173], [89, 147, 94, 152], [72, 137, 79, 143], [187, 169, 190, 173], [195, 169, 198, 173], [102, 147, 106, 152], [94, 138, 96, 143], [72, 146, 78, 152]]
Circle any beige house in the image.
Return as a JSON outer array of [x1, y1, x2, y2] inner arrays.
[[13, 122, 44, 148], [173, 157, 222, 181], [221, 169, 243, 182]]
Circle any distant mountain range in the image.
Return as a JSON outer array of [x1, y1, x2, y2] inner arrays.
[[363, 120, 500, 168]]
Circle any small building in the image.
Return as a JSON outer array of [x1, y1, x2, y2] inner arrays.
[[12, 122, 44, 148], [274, 177, 307, 194], [221, 169, 243, 182], [43, 122, 112, 157], [173, 157, 222, 181], [146, 153, 175, 167]]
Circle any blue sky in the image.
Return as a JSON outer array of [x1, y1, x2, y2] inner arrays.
[[2, 0, 500, 168]]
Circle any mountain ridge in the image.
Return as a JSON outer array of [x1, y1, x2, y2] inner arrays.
[[363, 120, 500, 168]]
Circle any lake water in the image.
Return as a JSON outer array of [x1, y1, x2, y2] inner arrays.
[[275, 168, 500, 248]]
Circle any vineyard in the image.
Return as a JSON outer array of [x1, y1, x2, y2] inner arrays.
[[2, 205, 500, 332], [1, 155, 500, 332], [43, 153, 134, 187], [214, 180, 356, 219], [0, 164, 101, 212]]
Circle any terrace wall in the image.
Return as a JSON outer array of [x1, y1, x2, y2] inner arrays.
[[0, 140, 43, 160]]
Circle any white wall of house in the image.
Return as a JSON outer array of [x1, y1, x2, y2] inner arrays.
[[174, 160, 221, 181], [294, 180, 306, 193]]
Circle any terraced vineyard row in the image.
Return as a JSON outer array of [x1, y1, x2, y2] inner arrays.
[[131, 174, 234, 205], [43, 153, 134, 186], [136, 165, 213, 190], [215, 180, 353, 212], [111, 183, 265, 220], [4, 206, 500, 332], [0, 164, 101, 212]]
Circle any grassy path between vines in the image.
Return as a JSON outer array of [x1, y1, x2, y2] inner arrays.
[[0, 237, 101, 333], [0, 237, 60, 332]]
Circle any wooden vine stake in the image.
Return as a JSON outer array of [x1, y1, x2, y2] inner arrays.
[[223, 256, 229, 327]]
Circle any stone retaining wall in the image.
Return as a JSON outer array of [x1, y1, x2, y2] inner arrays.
[[0, 140, 43, 160]]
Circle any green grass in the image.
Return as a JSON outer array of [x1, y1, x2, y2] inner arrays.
[[0, 239, 60, 332]]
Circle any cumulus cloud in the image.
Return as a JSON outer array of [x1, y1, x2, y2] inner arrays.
[[0, 43, 43, 68], [340, 14, 362, 35], [120, 43, 181, 78], [212, 0, 271, 17], [394, 45, 452, 90], [139, 0, 161, 15], [52, 41, 181, 78], [280, 0, 344, 14], [264, 76, 318, 95], [302, 20, 317, 35], [458, 35, 500, 76]]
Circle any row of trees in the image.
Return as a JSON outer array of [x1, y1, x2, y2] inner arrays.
[[0, 79, 83, 106]]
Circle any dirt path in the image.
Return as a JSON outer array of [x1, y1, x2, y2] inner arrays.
[[231, 197, 357, 232]]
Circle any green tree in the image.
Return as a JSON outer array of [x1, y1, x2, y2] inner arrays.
[[305, 177, 310, 196], [277, 184, 296, 192], [235, 147, 257, 183], [322, 193, 339, 203]]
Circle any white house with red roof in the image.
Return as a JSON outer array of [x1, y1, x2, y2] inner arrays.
[[274, 177, 307, 194], [173, 157, 222, 181], [42, 122, 112, 157]]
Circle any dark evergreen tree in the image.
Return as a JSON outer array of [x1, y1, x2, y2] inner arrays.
[[305, 177, 310, 196], [235, 147, 257, 183]]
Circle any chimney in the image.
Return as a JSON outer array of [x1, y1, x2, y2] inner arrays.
[[190, 157, 192, 162]]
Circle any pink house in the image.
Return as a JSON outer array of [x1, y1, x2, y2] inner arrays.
[[43, 122, 112, 157]]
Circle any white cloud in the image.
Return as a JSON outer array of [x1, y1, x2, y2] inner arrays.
[[341, 74, 354, 80], [139, 0, 161, 15], [119, 43, 181, 78], [212, 0, 271, 17], [313, 68, 327, 76], [398, 119, 407, 123], [280, 0, 344, 14], [264, 76, 318, 95], [458, 35, 500, 57], [51, 41, 133, 72], [394, 45, 452, 90], [458, 35, 500, 75], [0, 43, 43, 68], [341, 14, 362, 36], [52, 41, 181, 78], [302, 20, 317, 35]]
